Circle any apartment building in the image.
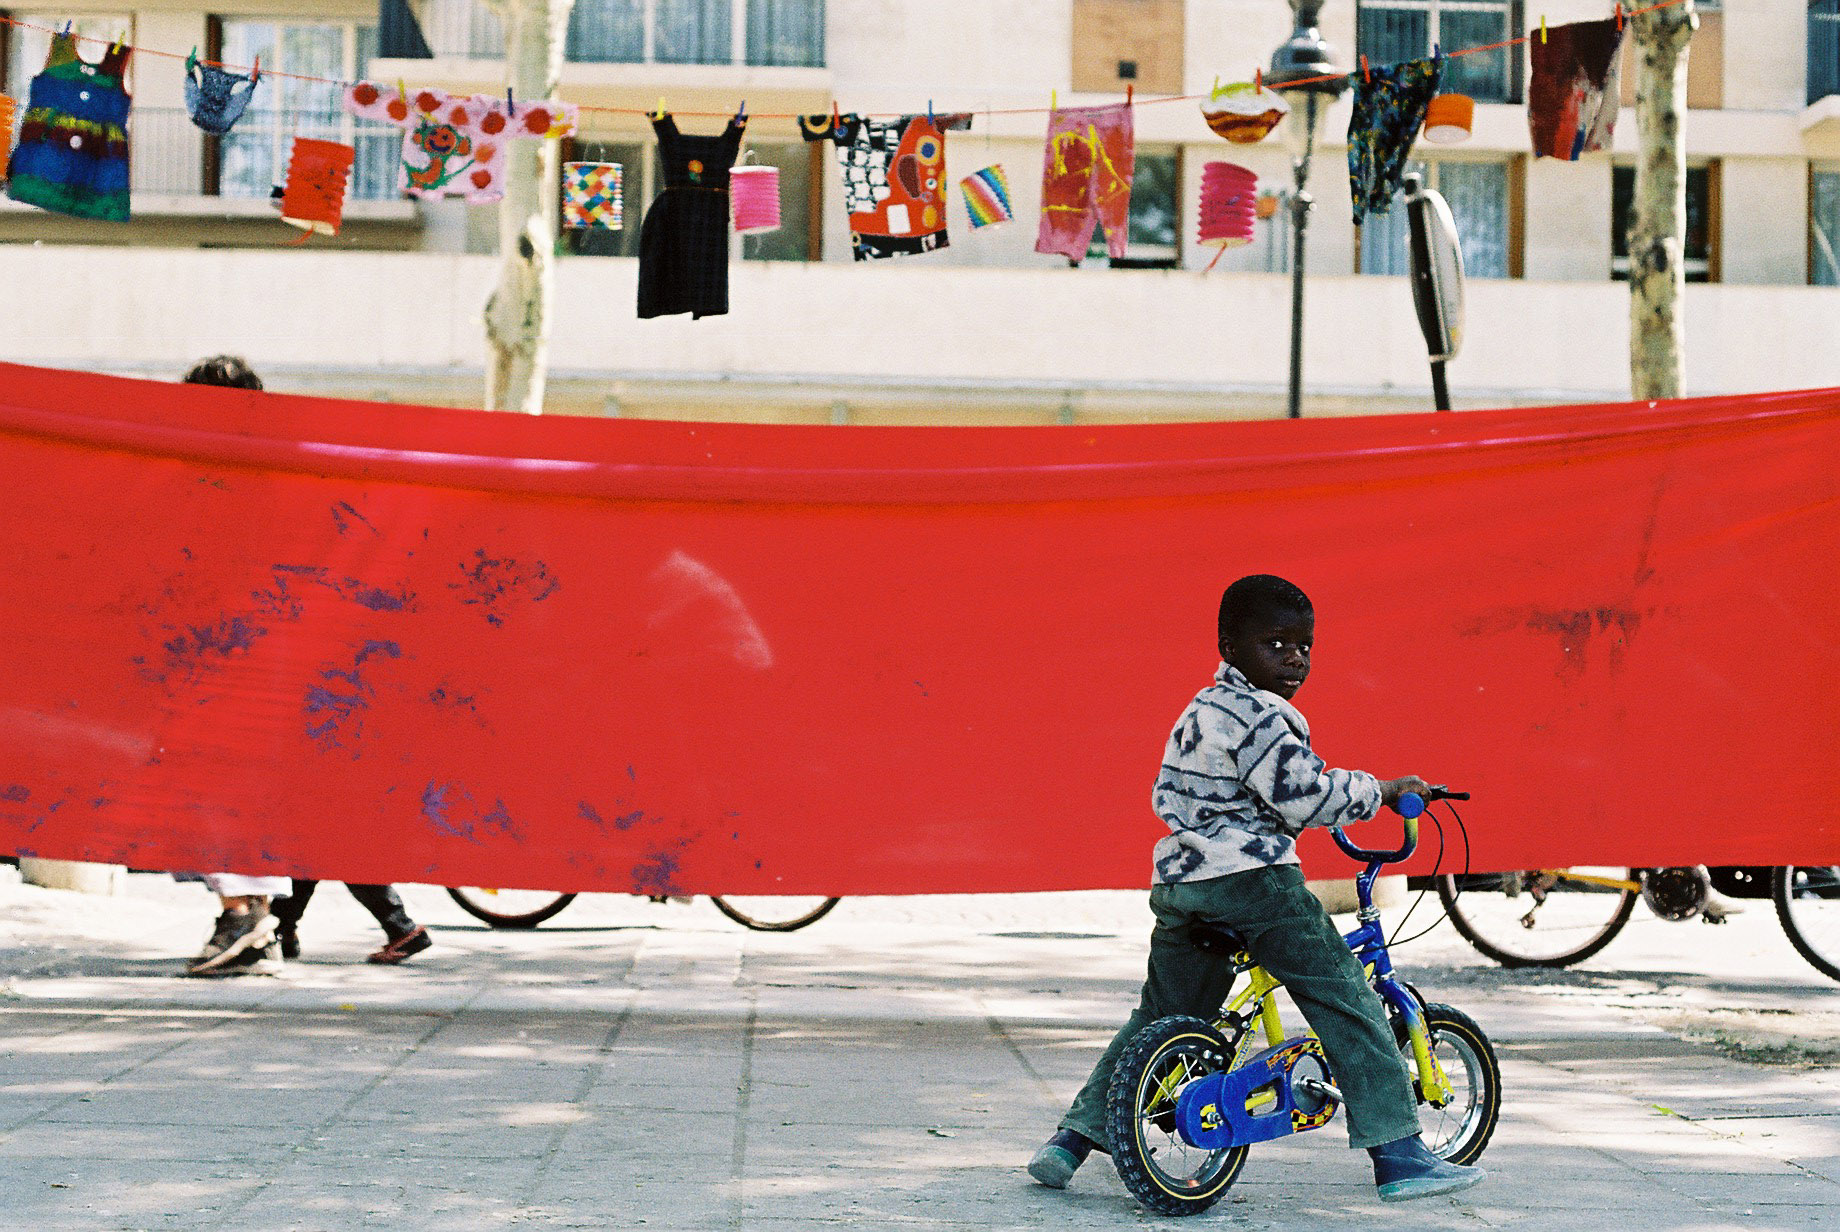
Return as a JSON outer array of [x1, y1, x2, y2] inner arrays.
[[2, 0, 1837, 419]]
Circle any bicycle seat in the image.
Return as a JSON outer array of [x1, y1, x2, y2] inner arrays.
[[1189, 920, 1250, 956]]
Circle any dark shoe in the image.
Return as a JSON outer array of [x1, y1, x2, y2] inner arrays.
[[188, 940, 283, 978], [277, 927, 300, 961], [368, 925, 431, 965], [1027, 1129, 1096, 1189], [187, 905, 277, 974], [1370, 1135, 1486, 1203]]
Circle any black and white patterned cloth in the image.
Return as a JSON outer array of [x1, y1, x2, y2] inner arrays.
[[1151, 662, 1382, 884]]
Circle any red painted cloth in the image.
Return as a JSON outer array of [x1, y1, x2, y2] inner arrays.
[[1036, 102, 1134, 262], [1528, 17, 1626, 160], [0, 363, 1836, 892]]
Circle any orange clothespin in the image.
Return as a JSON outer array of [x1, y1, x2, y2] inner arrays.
[[1614, 3, 1624, 31], [1361, 54, 1371, 84], [251, 53, 260, 81], [831, 100, 841, 130], [1125, 83, 1134, 106], [1254, 67, 1262, 92]]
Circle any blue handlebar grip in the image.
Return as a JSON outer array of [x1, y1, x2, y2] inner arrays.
[[1396, 792, 1425, 819]]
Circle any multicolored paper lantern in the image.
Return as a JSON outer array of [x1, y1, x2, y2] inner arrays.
[[1423, 93, 1476, 144], [959, 165, 1013, 229], [730, 164, 781, 235], [562, 161, 622, 230], [1197, 162, 1258, 248], [279, 138, 355, 238]]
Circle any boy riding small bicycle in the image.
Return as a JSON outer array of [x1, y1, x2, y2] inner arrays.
[[1027, 574, 1486, 1204]]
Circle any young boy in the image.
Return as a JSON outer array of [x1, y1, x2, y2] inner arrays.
[[1027, 574, 1485, 1203]]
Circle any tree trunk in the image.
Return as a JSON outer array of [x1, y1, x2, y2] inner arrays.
[[482, 0, 576, 413], [1628, 2, 1697, 402]]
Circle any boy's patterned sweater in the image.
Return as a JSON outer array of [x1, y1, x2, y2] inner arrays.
[[1151, 662, 1383, 884]]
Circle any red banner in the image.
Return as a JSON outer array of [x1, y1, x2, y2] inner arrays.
[[1, 362, 1836, 892]]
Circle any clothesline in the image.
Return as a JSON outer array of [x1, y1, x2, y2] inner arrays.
[[0, 0, 1691, 123]]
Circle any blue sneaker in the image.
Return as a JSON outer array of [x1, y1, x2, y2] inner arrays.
[[1027, 1129, 1096, 1189], [1369, 1135, 1486, 1203]]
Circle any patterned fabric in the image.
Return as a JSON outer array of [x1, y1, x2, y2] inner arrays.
[[1150, 662, 1382, 885], [6, 31, 131, 221], [1528, 17, 1626, 161], [1347, 56, 1443, 224], [1036, 102, 1134, 261], [637, 113, 746, 320], [802, 111, 972, 260], [344, 83, 578, 203], [184, 54, 258, 136], [960, 164, 1013, 229], [563, 161, 622, 229]]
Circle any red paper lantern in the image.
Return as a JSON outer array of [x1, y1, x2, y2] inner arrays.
[[1197, 162, 1258, 248], [280, 138, 356, 239]]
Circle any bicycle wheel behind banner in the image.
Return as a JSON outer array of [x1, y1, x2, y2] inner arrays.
[[1774, 866, 1840, 984], [1437, 868, 1637, 967], [708, 895, 841, 932], [446, 887, 578, 929]]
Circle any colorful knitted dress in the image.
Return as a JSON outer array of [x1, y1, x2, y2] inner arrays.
[[8, 31, 132, 221]]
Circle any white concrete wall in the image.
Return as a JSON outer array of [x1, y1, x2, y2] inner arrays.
[[1725, 0, 1806, 114], [1523, 155, 1615, 282], [6, 246, 1840, 412], [1722, 157, 1808, 286]]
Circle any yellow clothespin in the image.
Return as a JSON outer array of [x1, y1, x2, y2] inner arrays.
[[1540, 15, 1547, 43], [654, 96, 666, 120], [397, 77, 408, 104], [1051, 88, 1058, 111]]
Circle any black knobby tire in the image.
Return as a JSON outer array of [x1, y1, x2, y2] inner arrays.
[[1774, 866, 1840, 984], [445, 887, 578, 929], [1396, 1003, 1501, 1166], [1104, 1015, 1249, 1217], [1436, 869, 1637, 968], [708, 895, 841, 932]]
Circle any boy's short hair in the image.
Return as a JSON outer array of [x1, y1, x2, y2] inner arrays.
[[1217, 574, 1313, 651], [182, 355, 263, 390]]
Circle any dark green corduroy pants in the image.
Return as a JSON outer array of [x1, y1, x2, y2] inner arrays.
[[1060, 863, 1421, 1150]]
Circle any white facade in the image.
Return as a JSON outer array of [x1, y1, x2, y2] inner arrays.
[[1, 0, 1837, 421]]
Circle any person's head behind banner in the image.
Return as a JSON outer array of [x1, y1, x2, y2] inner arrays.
[[182, 355, 264, 391]]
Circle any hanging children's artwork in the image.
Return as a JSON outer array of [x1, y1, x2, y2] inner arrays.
[[1199, 81, 1289, 144], [184, 50, 258, 136], [7, 29, 132, 221], [279, 138, 355, 239], [637, 111, 747, 320], [562, 161, 622, 230], [344, 83, 579, 203], [1036, 102, 1135, 262], [960, 165, 1013, 229], [1528, 17, 1626, 160], [1347, 55, 1443, 224], [801, 110, 973, 260], [0, 95, 16, 182]]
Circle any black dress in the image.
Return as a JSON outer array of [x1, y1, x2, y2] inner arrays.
[[637, 113, 747, 320]]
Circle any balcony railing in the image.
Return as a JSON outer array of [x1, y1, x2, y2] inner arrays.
[[123, 108, 402, 202], [1814, 1, 1840, 104], [401, 0, 823, 68]]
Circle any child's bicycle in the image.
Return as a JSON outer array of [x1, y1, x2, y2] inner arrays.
[[1103, 789, 1500, 1216]]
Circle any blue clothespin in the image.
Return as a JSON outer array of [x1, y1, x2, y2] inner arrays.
[[506, 86, 515, 113], [736, 98, 747, 121], [927, 99, 935, 126]]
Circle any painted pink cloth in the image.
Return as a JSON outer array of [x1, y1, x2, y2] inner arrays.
[[344, 83, 578, 203], [1035, 102, 1134, 262]]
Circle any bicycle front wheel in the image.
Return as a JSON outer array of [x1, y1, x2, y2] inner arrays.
[[1437, 868, 1637, 967], [1399, 1003, 1500, 1166], [1774, 866, 1840, 984], [1103, 1015, 1249, 1217], [708, 896, 840, 932], [445, 887, 578, 929]]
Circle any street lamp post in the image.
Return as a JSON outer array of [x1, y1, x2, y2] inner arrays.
[[1267, 0, 1349, 419]]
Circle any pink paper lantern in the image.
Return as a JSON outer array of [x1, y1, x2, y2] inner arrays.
[[730, 165, 781, 236], [1197, 162, 1258, 248]]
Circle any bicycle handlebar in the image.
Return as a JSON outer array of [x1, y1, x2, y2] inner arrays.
[[1329, 786, 1468, 865]]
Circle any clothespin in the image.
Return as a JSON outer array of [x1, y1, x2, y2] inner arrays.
[[251, 54, 260, 82], [927, 99, 935, 126], [506, 86, 515, 113], [1433, 43, 1442, 64], [831, 100, 841, 131], [1615, 3, 1624, 32], [1539, 14, 1547, 42], [187, 46, 198, 73], [1254, 67, 1262, 93], [1051, 88, 1058, 111], [60, 19, 71, 35], [1125, 84, 1134, 106], [1361, 54, 1371, 84], [397, 77, 408, 104], [654, 95, 666, 120], [736, 98, 747, 120]]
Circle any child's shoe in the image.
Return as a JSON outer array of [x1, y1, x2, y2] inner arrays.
[[1027, 1129, 1096, 1189], [367, 924, 432, 965], [1369, 1135, 1486, 1202]]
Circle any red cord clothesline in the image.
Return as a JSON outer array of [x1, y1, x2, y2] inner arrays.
[[0, 0, 1688, 122]]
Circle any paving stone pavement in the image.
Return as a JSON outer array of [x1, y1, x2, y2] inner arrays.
[[2, 868, 1838, 1230]]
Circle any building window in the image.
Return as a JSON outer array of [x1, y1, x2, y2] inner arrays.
[[1086, 148, 1179, 268], [1814, 0, 1840, 104], [1356, 1, 1521, 104], [408, 0, 820, 66], [216, 20, 395, 202], [1359, 159, 1513, 279], [1611, 163, 1716, 282], [746, 0, 823, 67], [562, 138, 815, 261], [1812, 169, 1840, 285]]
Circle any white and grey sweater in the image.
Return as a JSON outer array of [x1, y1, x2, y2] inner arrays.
[[1151, 662, 1383, 884]]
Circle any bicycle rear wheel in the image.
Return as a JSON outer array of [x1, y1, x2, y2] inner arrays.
[[1774, 866, 1840, 984], [445, 887, 578, 929], [1104, 1015, 1249, 1217], [1437, 868, 1637, 968], [1399, 1003, 1500, 1166], [708, 895, 840, 932]]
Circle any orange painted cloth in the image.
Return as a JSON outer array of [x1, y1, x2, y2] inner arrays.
[[0, 362, 1835, 893]]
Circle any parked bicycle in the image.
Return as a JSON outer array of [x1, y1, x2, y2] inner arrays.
[[1104, 789, 1499, 1216], [1436, 864, 1840, 983], [444, 886, 843, 933]]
